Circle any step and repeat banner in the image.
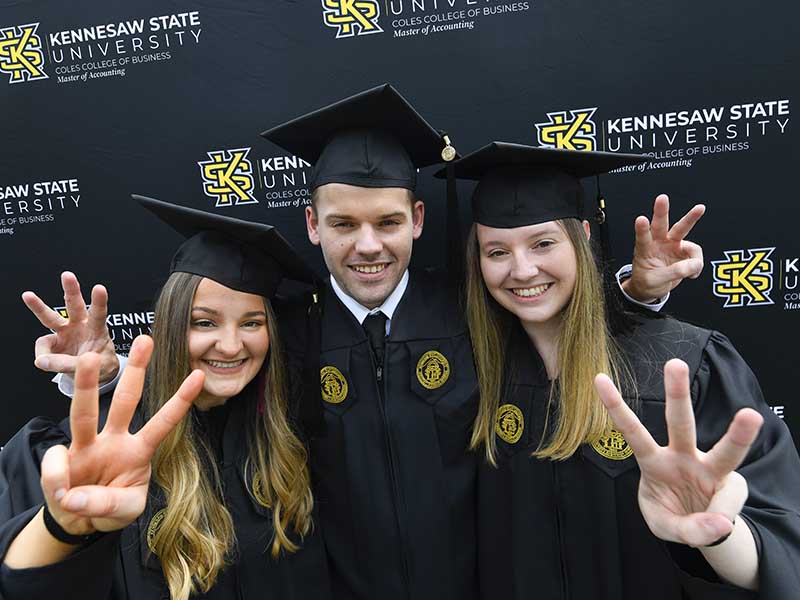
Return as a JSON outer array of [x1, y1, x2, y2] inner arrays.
[[1, 0, 797, 445]]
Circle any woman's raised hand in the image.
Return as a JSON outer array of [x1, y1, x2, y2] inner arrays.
[[594, 359, 763, 547], [41, 335, 204, 536]]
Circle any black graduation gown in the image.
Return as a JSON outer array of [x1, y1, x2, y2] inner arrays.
[[308, 270, 480, 600], [478, 315, 800, 600], [0, 391, 332, 600]]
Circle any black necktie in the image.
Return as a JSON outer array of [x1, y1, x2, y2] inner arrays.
[[363, 312, 388, 366]]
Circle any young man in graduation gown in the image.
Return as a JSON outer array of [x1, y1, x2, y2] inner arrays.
[[23, 85, 704, 600], [259, 85, 703, 600]]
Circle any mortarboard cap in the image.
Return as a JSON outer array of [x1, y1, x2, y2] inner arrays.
[[436, 142, 648, 228], [260, 83, 456, 191], [133, 194, 315, 298]]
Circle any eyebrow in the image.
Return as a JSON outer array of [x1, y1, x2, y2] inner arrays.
[[481, 226, 562, 247], [325, 212, 407, 222], [191, 307, 266, 318]]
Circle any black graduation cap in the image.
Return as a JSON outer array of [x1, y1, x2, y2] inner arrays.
[[132, 194, 315, 298], [260, 83, 456, 191], [436, 142, 648, 228]]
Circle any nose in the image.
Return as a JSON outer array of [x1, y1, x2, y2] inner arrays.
[[510, 252, 539, 281], [215, 325, 243, 356], [354, 225, 382, 256]]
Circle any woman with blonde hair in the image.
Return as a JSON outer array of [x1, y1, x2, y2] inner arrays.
[[0, 196, 331, 599], [452, 142, 800, 599]]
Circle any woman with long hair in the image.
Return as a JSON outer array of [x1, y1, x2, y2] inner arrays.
[[0, 197, 331, 599], [454, 142, 800, 599]]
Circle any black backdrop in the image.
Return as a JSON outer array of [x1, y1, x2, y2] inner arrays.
[[1, 0, 797, 446]]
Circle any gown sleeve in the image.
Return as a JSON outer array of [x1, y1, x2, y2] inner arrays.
[[683, 330, 800, 598], [0, 417, 121, 600]]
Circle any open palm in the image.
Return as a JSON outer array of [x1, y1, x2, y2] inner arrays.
[[595, 359, 763, 547], [41, 335, 204, 536], [22, 271, 119, 382]]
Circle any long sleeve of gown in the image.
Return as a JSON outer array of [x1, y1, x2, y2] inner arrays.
[[681, 330, 800, 598], [0, 418, 121, 600]]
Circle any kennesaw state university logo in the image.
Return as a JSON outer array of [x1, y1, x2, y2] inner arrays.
[[198, 148, 257, 207], [0, 23, 48, 84], [322, 0, 383, 38], [535, 108, 597, 151], [712, 247, 775, 308]]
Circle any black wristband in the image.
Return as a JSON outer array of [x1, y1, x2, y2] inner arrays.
[[42, 503, 99, 546], [705, 517, 736, 548]]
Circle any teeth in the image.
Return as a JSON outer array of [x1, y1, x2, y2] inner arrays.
[[352, 264, 386, 274], [205, 359, 245, 369], [511, 284, 550, 298]]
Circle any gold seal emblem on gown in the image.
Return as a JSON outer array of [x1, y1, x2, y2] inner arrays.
[[416, 351, 451, 390], [495, 404, 524, 444], [321, 366, 348, 404], [146, 508, 168, 554], [592, 429, 633, 460]]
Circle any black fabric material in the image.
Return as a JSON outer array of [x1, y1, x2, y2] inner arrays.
[[435, 142, 647, 228], [288, 270, 479, 600], [261, 83, 452, 192], [477, 314, 800, 600], [0, 392, 332, 599], [134, 194, 316, 297]]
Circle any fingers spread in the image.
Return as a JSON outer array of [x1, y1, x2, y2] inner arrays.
[[668, 204, 706, 241], [706, 408, 764, 478], [70, 353, 101, 448], [106, 336, 153, 433], [650, 194, 670, 240], [62, 271, 88, 323], [138, 370, 204, 451], [664, 359, 697, 453], [40, 444, 71, 504], [88, 284, 110, 335], [594, 374, 659, 460], [22, 291, 67, 331]]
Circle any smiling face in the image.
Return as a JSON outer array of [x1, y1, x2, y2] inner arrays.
[[476, 220, 588, 331], [187, 278, 270, 410], [306, 183, 424, 309]]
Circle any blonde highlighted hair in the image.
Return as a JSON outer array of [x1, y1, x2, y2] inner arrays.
[[145, 272, 313, 600], [466, 220, 633, 464]]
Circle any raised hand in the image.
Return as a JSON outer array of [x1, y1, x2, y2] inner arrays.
[[22, 271, 119, 383], [623, 195, 705, 302], [594, 359, 763, 547], [41, 336, 204, 536]]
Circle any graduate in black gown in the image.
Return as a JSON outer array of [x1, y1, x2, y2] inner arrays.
[[448, 142, 800, 599], [0, 197, 332, 599]]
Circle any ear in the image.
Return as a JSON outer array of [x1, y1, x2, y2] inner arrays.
[[581, 219, 591, 241], [412, 200, 425, 240], [306, 206, 320, 246]]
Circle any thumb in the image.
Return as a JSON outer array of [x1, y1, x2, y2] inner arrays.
[[61, 485, 147, 529], [40, 444, 71, 505], [35, 353, 79, 375], [663, 258, 703, 283]]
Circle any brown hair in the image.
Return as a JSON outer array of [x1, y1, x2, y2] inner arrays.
[[146, 272, 313, 599], [466, 220, 633, 464]]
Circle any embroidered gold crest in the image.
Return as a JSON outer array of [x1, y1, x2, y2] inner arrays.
[[416, 351, 451, 390], [252, 471, 271, 508], [495, 404, 524, 444], [146, 508, 167, 554], [592, 429, 633, 460], [321, 366, 348, 404]]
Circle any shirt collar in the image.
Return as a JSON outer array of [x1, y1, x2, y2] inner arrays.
[[330, 270, 409, 326]]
